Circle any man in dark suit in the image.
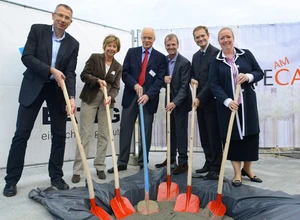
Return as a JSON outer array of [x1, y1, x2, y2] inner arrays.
[[108, 27, 167, 173], [3, 4, 79, 197], [191, 26, 223, 180], [155, 34, 192, 174]]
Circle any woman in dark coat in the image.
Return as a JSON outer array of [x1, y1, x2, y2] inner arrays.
[[209, 27, 264, 187]]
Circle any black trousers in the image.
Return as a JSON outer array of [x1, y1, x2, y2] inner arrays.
[[197, 108, 223, 172], [118, 96, 154, 166], [5, 81, 67, 185], [170, 107, 189, 165]]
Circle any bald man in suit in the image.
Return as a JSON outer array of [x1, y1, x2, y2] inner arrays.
[[108, 27, 167, 173]]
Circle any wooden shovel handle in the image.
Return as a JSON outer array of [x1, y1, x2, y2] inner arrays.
[[187, 84, 197, 186], [217, 84, 241, 194], [102, 86, 120, 189], [61, 80, 95, 199]]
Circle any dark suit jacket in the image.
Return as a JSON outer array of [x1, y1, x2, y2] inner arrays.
[[121, 46, 167, 113], [191, 43, 219, 111], [168, 53, 192, 112], [209, 48, 264, 140], [19, 24, 79, 110], [79, 53, 122, 107]]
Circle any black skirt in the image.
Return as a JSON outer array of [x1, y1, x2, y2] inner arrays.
[[226, 133, 259, 161]]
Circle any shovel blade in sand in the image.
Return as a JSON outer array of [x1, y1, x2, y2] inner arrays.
[[174, 193, 200, 213], [137, 199, 159, 215], [110, 194, 135, 219], [90, 198, 112, 220], [157, 179, 179, 202], [202, 194, 226, 220]]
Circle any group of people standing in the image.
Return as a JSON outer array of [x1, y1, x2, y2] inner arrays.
[[3, 3, 263, 198]]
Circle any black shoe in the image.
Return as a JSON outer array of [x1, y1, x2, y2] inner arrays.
[[171, 162, 177, 170], [192, 173, 204, 178], [71, 174, 80, 183], [155, 159, 177, 169], [232, 179, 242, 187], [195, 165, 210, 173], [139, 165, 144, 170], [241, 169, 262, 183], [96, 170, 106, 180], [51, 178, 69, 190], [107, 165, 127, 174], [203, 171, 219, 180], [173, 164, 188, 175], [3, 184, 17, 197], [155, 159, 167, 168]]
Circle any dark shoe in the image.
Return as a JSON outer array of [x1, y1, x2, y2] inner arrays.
[[107, 165, 127, 174], [203, 171, 219, 180], [155, 159, 167, 168], [232, 179, 242, 187], [241, 169, 262, 183], [96, 170, 106, 180], [3, 184, 17, 197], [192, 173, 204, 178], [139, 165, 144, 170], [51, 178, 69, 190], [155, 159, 177, 169], [195, 165, 210, 173], [71, 174, 80, 183], [173, 164, 188, 175], [170, 162, 177, 170]]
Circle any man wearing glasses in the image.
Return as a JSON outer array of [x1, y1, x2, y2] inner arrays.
[[108, 27, 167, 173], [3, 4, 79, 197]]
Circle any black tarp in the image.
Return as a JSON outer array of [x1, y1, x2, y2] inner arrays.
[[29, 168, 300, 220]]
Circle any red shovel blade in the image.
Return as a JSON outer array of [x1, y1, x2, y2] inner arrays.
[[174, 186, 200, 213], [90, 198, 112, 220], [202, 194, 226, 220], [157, 178, 179, 202], [110, 190, 135, 219]]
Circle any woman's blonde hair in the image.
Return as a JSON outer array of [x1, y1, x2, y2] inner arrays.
[[102, 34, 121, 52], [218, 27, 235, 40]]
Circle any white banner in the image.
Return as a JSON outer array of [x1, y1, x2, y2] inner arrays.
[[0, 1, 132, 168]]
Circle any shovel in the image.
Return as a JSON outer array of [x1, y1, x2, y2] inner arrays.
[[61, 80, 111, 220], [157, 83, 179, 202], [202, 84, 241, 220], [174, 84, 200, 213], [102, 86, 135, 219], [137, 103, 159, 215]]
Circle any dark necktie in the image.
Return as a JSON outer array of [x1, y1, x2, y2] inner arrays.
[[199, 51, 205, 65], [138, 50, 149, 86]]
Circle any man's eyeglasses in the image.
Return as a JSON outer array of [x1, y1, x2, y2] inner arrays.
[[55, 13, 71, 21]]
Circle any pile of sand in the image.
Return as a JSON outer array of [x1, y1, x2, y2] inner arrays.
[[123, 201, 233, 220]]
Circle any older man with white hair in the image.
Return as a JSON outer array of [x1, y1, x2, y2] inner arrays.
[[108, 27, 167, 173]]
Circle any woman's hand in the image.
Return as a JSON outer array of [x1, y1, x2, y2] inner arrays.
[[228, 100, 239, 111], [98, 79, 107, 92], [237, 73, 249, 84], [103, 96, 112, 106]]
